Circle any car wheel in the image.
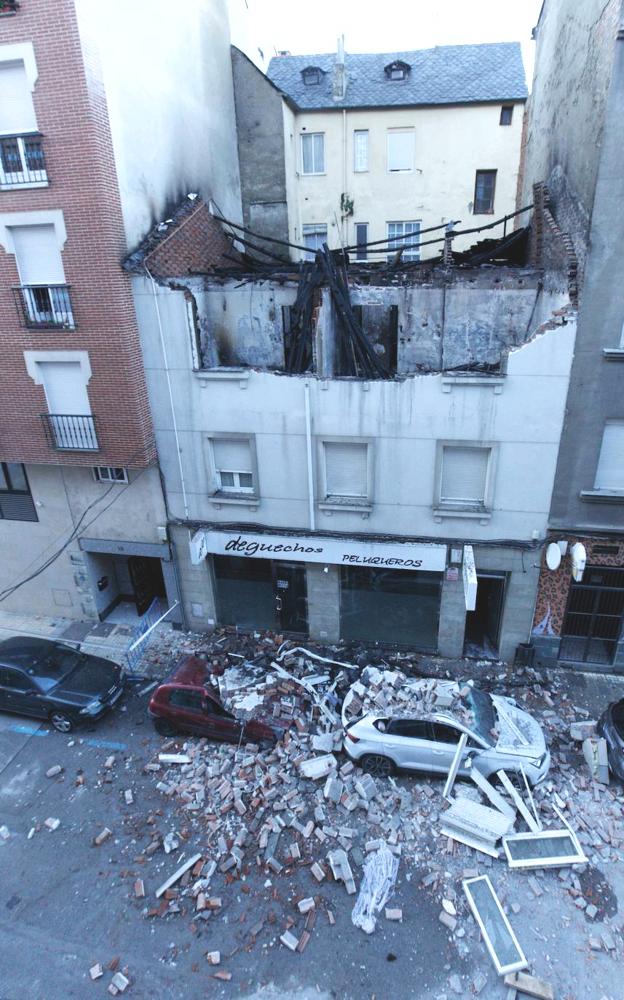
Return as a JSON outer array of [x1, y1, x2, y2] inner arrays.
[[50, 711, 74, 734], [360, 753, 395, 778], [154, 717, 178, 737]]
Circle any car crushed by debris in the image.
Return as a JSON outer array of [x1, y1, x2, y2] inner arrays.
[[341, 667, 551, 785], [0, 635, 125, 732], [597, 698, 624, 782], [147, 654, 285, 746]]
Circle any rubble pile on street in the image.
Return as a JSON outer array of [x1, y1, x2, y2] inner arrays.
[[132, 634, 624, 981]]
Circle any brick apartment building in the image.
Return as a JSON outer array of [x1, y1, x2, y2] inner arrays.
[[0, 0, 242, 625]]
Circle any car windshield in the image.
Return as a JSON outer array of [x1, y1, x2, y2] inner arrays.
[[465, 688, 495, 746], [30, 645, 81, 690]]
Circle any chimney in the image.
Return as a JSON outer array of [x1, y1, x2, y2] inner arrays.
[[332, 35, 346, 101]]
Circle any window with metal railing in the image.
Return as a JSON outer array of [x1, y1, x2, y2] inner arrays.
[[13, 284, 75, 329], [0, 135, 47, 187], [41, 414, 99, 452]]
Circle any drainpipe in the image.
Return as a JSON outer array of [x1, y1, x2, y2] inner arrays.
[[304, 381, 315, 531], [145, 267, 190, 522], [342, 109, 347, 246]]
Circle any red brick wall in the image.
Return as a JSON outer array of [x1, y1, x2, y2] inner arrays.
[[142, 202, 236, 279], [0, 0, 155, 467]]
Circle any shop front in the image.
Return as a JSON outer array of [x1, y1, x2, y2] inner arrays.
[[190, 528, 447, 647]]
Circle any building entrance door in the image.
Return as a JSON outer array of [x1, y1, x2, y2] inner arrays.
[[559, 566, 624, 665], [464, 573, 506, 658], [213, 556, 308, 635]]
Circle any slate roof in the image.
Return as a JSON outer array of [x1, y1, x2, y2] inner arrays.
[[267, 43, 527, 111]]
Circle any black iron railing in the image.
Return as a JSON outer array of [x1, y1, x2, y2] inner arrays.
[[13, 284, 75, 329], [0, 135, 47, 186], [41, 414, 100, 452], [0, 1, 20, 13]]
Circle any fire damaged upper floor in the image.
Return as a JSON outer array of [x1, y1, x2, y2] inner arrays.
[[123, 186, 576, 384]]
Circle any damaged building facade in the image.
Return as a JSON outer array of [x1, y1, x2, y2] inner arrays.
[[126, 193, 577, 661], [523, 0, 624, 673]]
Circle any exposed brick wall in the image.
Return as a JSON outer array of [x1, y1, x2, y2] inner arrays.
[[140, 202, 235, 279], [528, 182, 579, 303], [0, 0, 155, 467]]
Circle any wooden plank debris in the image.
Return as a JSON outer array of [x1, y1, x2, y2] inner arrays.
[[155, 853, 202, 899], [503, 971, 554, 1000]]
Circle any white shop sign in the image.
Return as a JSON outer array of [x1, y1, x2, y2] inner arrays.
[[190, 529, 447, 572], [462, 544, 478, 611]]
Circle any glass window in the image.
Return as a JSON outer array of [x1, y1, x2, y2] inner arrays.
[[214, 555, 276, 631], [301, 132, 325, 174], [386, 221, 420, 262], [355, 223, 368, 261], [302, 223, 328, 257], [474, 170, 497, 213], [94, 467, 128, 484], [499, 105, 513, 126], [169, 688, 204, 712], [594, 422, 624, 490], [387, 130, 414, 172], [0, 462, 37, 522], [210, 438, 254, 494], [353, 130, 368, 172], [440, 446, 490, 506], [323, 441, 368, 499], [302, 68, 322, 86], [386, 719, 432, 738], [340, 567, 442, 648]]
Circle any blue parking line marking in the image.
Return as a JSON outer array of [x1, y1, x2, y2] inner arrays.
[[84, 738, 126, 751], [9, 724, 48, 737]]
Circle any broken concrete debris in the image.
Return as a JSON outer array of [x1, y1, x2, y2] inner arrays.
[[503, 971, 554, 1000]]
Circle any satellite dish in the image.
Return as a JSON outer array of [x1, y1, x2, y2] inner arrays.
[[546, 542, 562, 570]]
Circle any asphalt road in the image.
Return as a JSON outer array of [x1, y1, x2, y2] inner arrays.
[[0, 672, 623, 1000]]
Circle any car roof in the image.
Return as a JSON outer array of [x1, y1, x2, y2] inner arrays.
[[0, 636, 55, 666], [166, 655, 212, 688]]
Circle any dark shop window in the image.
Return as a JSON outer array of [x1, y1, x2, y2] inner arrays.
[[473, 170, 497, 214], [340, 567, 442, 649], [499, 105, 513, 126], [0, 463, 38, 522]]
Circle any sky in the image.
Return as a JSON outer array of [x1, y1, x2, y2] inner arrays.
[[231, 0, 543, 87]]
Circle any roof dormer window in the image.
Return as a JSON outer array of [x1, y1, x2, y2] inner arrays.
[[384, 60, 410, 81], [302, 66, 323, 86]]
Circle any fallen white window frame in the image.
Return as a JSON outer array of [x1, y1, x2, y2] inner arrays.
[[463, 875, 528, 976], [496, 770, 540, 833], [443, 732, 467, 800], [502, 828, 588, 869], [468, 761, 516, 820]]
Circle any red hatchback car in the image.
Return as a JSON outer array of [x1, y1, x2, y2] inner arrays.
[[148, 655, 280, 746]]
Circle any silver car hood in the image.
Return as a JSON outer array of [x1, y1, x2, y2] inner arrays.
[[491, 695, 546, 758]]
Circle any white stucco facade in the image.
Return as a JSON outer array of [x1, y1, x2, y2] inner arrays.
[[284, 102, 525, 257]]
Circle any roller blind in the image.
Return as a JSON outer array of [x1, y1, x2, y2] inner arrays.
[[0, 61, 37, 134], [387, 130, 414, 171], [10, 224, 64, 284], [324, 442, 367, 497], [441, 446, 489, 504], [212, 438, 252, 473], [594, 423, 624, 490]]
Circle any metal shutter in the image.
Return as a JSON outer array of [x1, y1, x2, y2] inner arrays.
[[324, 442, 367, 497], [0, 493, 38, 522], [10, 224, 65, 284], [212, 438, 252, 473], [387, 130, 414, 171], [441, 447, 489, 503], [0, 61, 37, 134], [594, 423, 624, 490]]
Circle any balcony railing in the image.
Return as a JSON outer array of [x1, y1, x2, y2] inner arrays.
[[41, 414, 100, 452], [13, 284, 75, 329], [0, 135, 47, 186], [0, 1, 20, 13]]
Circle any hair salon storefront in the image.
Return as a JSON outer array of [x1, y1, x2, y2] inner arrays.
[[189, 528, 453, 651]]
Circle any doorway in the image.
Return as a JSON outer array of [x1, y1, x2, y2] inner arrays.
[[464, 573, 506, 658], [213, 555, 308, 634], [559, 566, 624, 665]]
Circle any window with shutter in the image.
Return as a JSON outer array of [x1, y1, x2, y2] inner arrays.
[[211, 438, 255, 493], [353, 130, 368, 172], [594, 423, 624, 491], [323, 442, 368, 499], [10, 224, 65, 284], [387, 129, 414, 172], [0, 61, 37, 134], [440, 446, 490, 506]]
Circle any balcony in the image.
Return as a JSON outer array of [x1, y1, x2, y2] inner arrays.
[[13, 284, 75, 329], [41, 414, 100, 452], [0, 135, 47, 187]]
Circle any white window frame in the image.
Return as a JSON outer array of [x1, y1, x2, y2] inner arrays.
[[386, 221, 420, 262], [207, 433, 258, 501], [93, 467, 128, 484], [434, 441, 496, 520], [302, 223, 328, 258], [318, 437, 373, 511], [353, 130, 369, 172], [300, 132, 325, 175], [591, 421, 624, 494], [0, 134, 48, 190], [387, 128, 415, 173]]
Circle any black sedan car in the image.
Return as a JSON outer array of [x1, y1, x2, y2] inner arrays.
[[597, 698, 624, 782], [0, 636, 125, 733]]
